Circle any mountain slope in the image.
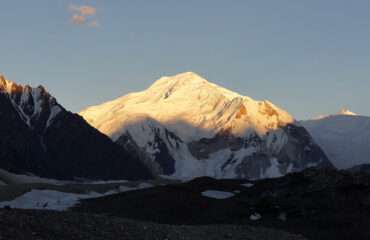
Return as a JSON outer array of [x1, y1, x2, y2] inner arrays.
[[301, 110, 370, 169], [79, 72, 332, 179], [0, 74, 152, 180], [80, 72, 294, 141]]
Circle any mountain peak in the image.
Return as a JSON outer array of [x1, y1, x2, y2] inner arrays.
[[79, 73, 330, 180], [80, 72, 295, 141], [149, 72, 209, 91], [145, 72, 243, 102], [0, 75, 49, 97], [0, 74, 62, 129], [0, 74, 16, 94], [338, 109, 356, 116], [162, 72, 204, 82], [310, 109, 358, 120]]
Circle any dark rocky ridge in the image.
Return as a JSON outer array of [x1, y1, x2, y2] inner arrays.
[[348, 164, 370, 174], [0, 75, 152, 180]]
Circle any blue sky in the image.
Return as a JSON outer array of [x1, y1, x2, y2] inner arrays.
[[0, 0, 369, 120]]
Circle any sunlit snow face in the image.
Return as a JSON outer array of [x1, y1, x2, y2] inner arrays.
[[79, 72, 295, 142]]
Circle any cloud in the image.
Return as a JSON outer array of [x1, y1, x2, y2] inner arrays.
[[68, 4, 101, 27], [70, 14, 86, 25], [86, 21, 99, 27], [69, 4, 97, 17]]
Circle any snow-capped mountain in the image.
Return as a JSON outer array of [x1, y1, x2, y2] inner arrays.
[[79, 72, 333, 179], [0, 74, 152, 180], [301, 110, 370, 169]]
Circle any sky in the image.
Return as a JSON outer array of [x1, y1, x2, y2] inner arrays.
[[0, 0, 369, 120]]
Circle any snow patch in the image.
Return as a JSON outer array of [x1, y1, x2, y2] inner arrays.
[[46, 105, 62, 129], [0, 184, 143, 211], [250, 213, 261, 221], [77, 179, 128, 184], [0, 189, 126, 211], [30, 87, 44, 118], [278, 212, 287, 221], [241, 183, 254, 188], [201, 190, 234, 199], [137, 183, 154, 189], [263, 157, 283, 178]]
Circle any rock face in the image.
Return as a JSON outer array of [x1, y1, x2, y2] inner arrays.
[[79, 72, 333, 179], [0, 75, 152, 180], [300, 110, 370, 169]]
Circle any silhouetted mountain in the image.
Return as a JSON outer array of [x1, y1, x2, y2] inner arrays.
[[0, 74, 152, 180]]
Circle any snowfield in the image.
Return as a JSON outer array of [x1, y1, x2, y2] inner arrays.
[[0, 183, 154, 211], [0, 189, 120, 211]]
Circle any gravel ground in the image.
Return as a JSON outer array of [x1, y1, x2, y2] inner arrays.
[[0, 208, 307, 240], [72, 168, 370, 240]]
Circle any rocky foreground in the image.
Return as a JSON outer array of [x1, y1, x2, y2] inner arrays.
[[0, 167, 369, 240], [0, 208, 306, 240], [73, 168, 370, 240]]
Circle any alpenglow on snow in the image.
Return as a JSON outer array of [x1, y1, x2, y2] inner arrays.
[[79, 72, 333, 179]]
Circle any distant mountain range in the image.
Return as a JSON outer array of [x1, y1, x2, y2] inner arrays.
[[0, 74, 152, 180], [79, 72, 333, 179], [300, 110, 370, 169], [2, 72, 368, 181]]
